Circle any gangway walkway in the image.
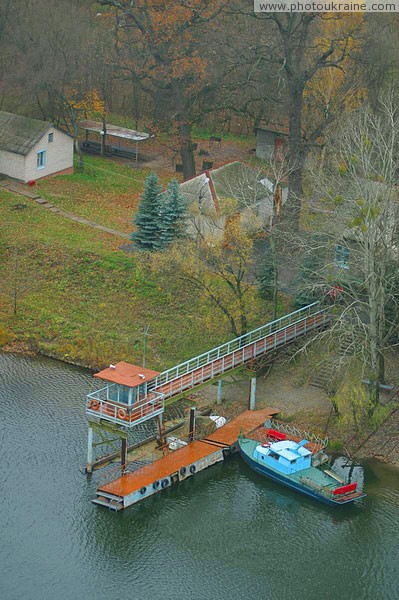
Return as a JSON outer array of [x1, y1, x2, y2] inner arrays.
[[85, 302, 333, 430], [150, 302, 332, 404]]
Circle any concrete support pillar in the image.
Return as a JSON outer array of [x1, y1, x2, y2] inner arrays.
[[189, 407, 196, 442], [217, 380, 223, 405], [86, 426, 93, 474], [249, 377, 257, 411]]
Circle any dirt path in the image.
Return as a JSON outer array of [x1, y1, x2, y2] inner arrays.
[[196, 359, 332, 423]]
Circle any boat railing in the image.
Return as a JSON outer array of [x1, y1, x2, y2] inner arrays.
[[270, 420, 329, 448]]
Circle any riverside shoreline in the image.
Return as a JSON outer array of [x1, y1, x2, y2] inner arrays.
[[2, 343, 398, 469]]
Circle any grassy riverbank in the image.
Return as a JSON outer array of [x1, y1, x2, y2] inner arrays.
[[0, 179, 276, 370]]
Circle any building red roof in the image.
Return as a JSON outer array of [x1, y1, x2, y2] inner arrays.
[[94, 361, 160, 387]]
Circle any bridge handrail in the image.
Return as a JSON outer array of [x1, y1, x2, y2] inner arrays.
[[150, 302, 329, 390]]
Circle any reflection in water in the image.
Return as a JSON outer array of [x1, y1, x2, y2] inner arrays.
[[0, 353, 398, 600]]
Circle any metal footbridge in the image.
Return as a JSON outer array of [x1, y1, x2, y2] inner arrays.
[[86, 302, 332, 428], [151, 301, 331, 404]]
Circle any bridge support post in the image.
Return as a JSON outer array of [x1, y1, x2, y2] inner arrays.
[[249, 377, 257, 410], [217, 380, 223, 405], [86, 426, 93, 474]]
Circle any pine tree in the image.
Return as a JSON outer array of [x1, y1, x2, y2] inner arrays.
[[131, 173, 163, 251], [158, 178, 187, 249]]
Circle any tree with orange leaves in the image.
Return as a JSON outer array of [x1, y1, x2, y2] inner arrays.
[[99, 0, 225, 179]]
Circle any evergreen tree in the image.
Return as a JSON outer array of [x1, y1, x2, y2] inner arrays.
[[131, 173, 163, 251], [158, 179, 187, 249]]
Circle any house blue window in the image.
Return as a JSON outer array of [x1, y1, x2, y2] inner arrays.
[[48, 132, 54, 143], [37, 150, 46, 169], [335, 245, 350, 269]]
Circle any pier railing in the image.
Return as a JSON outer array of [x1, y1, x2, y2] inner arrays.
[[150, 302, 332, 402], [86, 387, 165, 428]]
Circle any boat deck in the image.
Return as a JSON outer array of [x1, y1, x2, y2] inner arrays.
[[248, 426, 325, 454]]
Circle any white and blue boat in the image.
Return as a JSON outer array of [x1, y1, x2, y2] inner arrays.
[[238, 431, 366, 506]]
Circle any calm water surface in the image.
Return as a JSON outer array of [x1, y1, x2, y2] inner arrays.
[[0, 353, 398, 600]]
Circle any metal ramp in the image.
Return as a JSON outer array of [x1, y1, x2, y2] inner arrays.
[[149, 302, 332, 404], [92, 491, 123, 511]]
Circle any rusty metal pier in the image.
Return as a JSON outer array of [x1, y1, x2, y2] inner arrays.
[[93, 408, 278, 511]]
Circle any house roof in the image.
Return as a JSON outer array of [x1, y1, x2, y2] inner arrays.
[[256, 118, 289, 136], [179, 161, 286, 217], [0, 111, 54, 156], [79, 120, 152, 142], [94, 361, 160, 387]]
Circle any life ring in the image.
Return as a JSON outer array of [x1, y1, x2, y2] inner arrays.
[[117, 408, 127, 420], [161, 479, 169, 488], [189, 465, 196, 474], [261, 443, 270, 448], [153, 480, 160, 490], [180, 466, 187, 476], [140, 486, 146, 495], [90, 400, 100, 411]]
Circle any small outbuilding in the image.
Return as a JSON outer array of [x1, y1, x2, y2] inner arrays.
[[0, 111, 74, 182], [255, 123, 288, 161]]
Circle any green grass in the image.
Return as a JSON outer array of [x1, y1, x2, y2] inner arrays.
[[34, 155, 152, 233], [0, 188, 229, 369], [191, 126, 255, 144]]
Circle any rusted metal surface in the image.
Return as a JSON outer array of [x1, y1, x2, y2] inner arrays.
[[203, 408, 279, 446], [94, 362, 159, 387], [96, 408, 278, 501], [98, 441, 218, 497]]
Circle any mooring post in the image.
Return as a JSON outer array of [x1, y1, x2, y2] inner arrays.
[[86, 426, 94, 474], [189, 407, 196, 442], [217, 380, 223, 405], [157, 414, 167, 456], [249, 377, 257, 410], [121, 438, 128, 474]]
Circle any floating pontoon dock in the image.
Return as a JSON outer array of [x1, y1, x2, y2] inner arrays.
[[93, 408, 278, 511]]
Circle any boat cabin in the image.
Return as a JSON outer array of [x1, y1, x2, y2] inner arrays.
[[86, 361, 165, 428], [254, 440, 312, 475]]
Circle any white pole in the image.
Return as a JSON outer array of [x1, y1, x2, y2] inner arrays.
[[86, 426, 94, 473], [249, 377, 257, 410]]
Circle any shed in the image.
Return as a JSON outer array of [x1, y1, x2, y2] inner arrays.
[[255, 123, 288, 161], [0, 111, 74, 182]]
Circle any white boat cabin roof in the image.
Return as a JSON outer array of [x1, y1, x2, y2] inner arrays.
[[257, 439, 311, 462]]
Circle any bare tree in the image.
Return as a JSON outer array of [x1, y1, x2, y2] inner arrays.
[[302, 93, 399, 408]]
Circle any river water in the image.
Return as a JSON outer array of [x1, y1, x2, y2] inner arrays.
[[0, 353, 398, 600]]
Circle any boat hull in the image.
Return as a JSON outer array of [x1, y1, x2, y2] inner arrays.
[[239, 442, 362, 506]]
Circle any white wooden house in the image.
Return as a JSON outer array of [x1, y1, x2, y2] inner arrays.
[[0, 111, 74, 182]]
